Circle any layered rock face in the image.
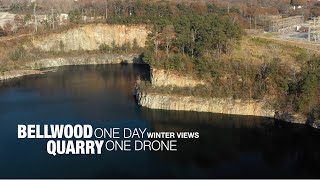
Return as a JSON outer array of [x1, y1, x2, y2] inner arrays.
[[26, 54, 141, 69], [136, 69, 275, 117], [136, 68, 318, 128], [31, 24, 149, 52], [135, 90, 275, 117]]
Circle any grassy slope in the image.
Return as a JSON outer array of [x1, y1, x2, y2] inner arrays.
[[229, 36, 308, 69], [141, 36, 311, 101]]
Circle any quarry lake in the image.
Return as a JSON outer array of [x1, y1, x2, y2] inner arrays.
[[0, 64, 320, 178]]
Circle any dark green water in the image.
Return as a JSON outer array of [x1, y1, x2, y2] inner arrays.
[[0, 64, 319, 178]]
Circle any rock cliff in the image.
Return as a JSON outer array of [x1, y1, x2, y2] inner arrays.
[[26, 54, 141, 69], [135, 89, 275, 117], [31, 24, 149, 52], [136, 68, 319, 128], [137, 69, 274, 118]]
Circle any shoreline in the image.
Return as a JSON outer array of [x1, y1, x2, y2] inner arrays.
[[0, 53, 143, 81], [135, 87, 320, 129], [1, 54, 319, 129], [0, 69, 46, 81]]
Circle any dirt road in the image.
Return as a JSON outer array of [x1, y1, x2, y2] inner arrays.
[[256, 36, 320, 54]]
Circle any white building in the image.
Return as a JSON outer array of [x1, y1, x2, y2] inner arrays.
[[292, 5, 303, 10]]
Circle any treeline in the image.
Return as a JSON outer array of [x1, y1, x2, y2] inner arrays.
[[6, 0, 320, 28], [84, 2, 243, 75], [143, 11, 242, 71], [104, 3, 242, 75]]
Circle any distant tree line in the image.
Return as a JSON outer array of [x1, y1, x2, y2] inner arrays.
[[101, 2, 242, 70]]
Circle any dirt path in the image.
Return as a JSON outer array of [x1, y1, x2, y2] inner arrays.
[[0, 33, 32, 42], [256, 36, 320, 54]]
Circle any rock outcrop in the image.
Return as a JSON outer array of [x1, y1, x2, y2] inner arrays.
[[26, 54, 142, 69], [136, 69, 274, 118], [135, 89, 275, 117], [310, 120, 320, 129], [31, 24, 149, 52], [274, 112, 307, 124], [135, 68, 319, 128], [0, 70, 45, 81]]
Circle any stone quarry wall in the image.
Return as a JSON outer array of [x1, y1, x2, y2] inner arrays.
[[135, 68, 319, 128], [136, 69, 275, 118], [26, 54, 141, 69], [135, 89, 275, 117], [31, 24, 149, 52]]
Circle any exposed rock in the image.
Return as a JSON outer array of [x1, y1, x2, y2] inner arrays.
[[135, 88, 275, 117], [0, 70, 45, 81], [151, 68, 205, 87], [274, 112, 307, 124], [26, 54, 142, 69], [310, 120, 320, 129], [31, 24, 149, 52], [136, 67, 320, 128]]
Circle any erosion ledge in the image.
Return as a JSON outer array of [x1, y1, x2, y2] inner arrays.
[[135, 68, 320, 129], [26, 54, 142, 69]]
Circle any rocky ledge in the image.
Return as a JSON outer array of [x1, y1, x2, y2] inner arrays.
[[26, 54, 142, 69], [135, 68, 320, 129], [0, 70, 45, 81], [135, 87, 320, 128], [135, 88, 275, 117]]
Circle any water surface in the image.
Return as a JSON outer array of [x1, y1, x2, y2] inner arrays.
[[0, 64, 319, 178]]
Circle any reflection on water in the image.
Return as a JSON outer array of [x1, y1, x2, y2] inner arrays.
[[0, 64, 319, 178], [0, 64, 150, 99], [141, 108, 320, 178]]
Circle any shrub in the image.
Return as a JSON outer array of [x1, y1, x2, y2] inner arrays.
[[9, 46, 27, 61], [132, 38, 140, 51], [99, 43, 111, 53]]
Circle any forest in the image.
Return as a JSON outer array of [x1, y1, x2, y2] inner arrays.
[[106, 2, 319, 122]]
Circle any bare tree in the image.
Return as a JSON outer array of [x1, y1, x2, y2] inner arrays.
[[162, 25, 175, 58]]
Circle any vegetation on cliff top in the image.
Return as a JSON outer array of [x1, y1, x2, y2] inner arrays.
[[111, 1, 318, 120]]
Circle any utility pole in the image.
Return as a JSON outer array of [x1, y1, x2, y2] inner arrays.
[[51, 8, 55, 29], [33, 3, 37, 33], [227, 1, 230, 14]]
